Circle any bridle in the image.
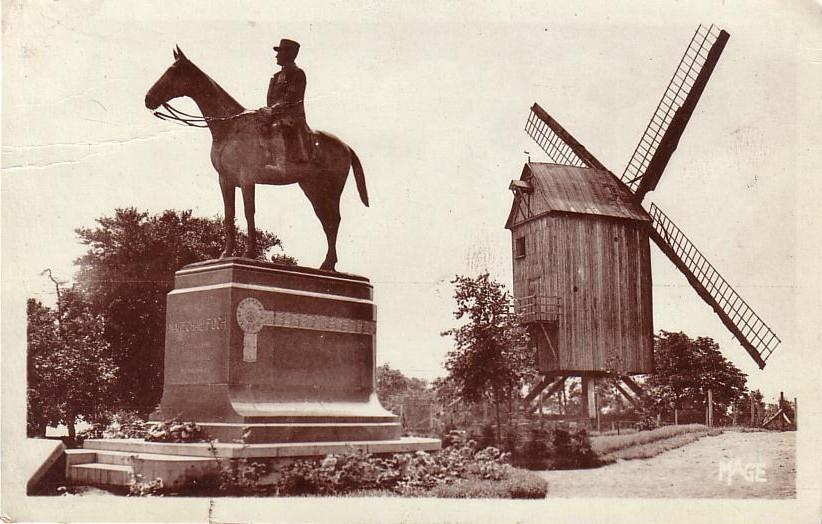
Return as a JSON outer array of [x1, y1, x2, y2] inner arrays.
[[151, 102, 211, 128]]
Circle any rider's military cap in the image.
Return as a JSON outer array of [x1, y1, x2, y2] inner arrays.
[[273, 39, 300, 55]]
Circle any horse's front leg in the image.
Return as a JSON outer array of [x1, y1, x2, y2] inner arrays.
[[220, 178, 235, 258], [241, 184, 256, 258]]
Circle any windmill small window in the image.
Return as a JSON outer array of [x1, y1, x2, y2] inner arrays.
[[514, 237, 526, 258]]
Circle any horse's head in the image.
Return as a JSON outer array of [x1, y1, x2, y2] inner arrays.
[[145, 46, 199, 110]]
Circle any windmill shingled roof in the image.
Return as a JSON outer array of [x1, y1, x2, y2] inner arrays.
[[505, 163, 650, 228]]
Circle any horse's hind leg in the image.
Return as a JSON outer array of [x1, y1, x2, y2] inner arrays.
[[320, 207, 341, 271], [300, 180, 342, 271], [241, 184, 256, 258], [219, 177, 235, 258]]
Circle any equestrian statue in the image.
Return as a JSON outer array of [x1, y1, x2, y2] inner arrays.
[[145, 40, 368, 272]]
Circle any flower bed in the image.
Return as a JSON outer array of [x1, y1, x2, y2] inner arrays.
[[131, 439, 547, 499]]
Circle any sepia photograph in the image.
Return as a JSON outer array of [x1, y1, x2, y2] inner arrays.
[[2, 1, 821, 522]]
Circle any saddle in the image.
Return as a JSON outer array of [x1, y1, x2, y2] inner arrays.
[[254, 108, 317, 165]]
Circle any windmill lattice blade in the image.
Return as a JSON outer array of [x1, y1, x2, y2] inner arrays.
[[525, 103, 607, 169], [648, 203, 780, 369], [622, 25, 728, 197]]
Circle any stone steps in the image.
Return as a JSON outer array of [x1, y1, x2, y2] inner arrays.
[[68, 462, 133, 487], [65, 448, 219, 489]]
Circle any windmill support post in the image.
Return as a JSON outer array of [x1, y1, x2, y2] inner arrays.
[[621, 376, 646, 400], [613, 380, 639, 408], [524, 376, 566, 414], [523, 375, 555, 405], [581, 376, 597, 425]]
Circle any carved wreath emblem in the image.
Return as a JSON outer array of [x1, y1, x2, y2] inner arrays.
[[236, 297, 265, 334]]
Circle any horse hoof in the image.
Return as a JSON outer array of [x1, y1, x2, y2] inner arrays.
[[319, 262, 336, 272], [219, 250, 231, 259]]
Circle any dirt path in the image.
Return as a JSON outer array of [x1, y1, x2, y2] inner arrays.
[[539, 431, 795, 498]]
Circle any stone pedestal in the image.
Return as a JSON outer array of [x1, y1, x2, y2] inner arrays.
[[152, 258, 403, 444]]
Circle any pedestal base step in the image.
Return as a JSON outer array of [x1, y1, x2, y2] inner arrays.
[[197, 421, 402, 443], [67, 462, 133, 487], [72, 437, 441, 490], [82, 436, 440, 459], [66, 448, 219, 489]]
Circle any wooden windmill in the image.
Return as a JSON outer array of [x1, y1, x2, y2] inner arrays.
[[506, 25, 781, 418]]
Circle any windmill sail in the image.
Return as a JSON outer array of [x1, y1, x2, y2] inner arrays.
[[525, 103, 609, 170], [648, 203, 780, 369], [622, 25, 730, 201]]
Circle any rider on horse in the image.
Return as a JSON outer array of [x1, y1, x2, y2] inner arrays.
[[264, 38, 311, 164]]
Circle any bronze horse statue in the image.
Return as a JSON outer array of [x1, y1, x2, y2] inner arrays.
[[145, 47, 368, 271]]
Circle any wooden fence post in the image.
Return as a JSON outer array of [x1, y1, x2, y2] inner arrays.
[[707, 389, 714, 427], [751, 391, 754, 427]]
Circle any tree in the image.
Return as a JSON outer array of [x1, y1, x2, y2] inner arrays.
[[376, 363, 429, 415], [644, 331, 747, 421], [73, 208, 296, 414], [27, 290, 118, 439], [440, 273, 536, 442], [27, 299, 60, 437]]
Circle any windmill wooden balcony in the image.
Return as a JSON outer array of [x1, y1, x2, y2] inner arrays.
[[515, 295, 562, 324]]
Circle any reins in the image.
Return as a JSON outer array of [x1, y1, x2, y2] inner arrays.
[[152, 102, 211, 127], [152, 102, 247, 128]]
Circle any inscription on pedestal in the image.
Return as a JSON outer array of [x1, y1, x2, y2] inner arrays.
[[167, 317, 227, 334], [235, 297, 376, 363]]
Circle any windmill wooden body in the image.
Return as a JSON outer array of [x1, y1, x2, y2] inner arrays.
[[509, 25, 781, 419]]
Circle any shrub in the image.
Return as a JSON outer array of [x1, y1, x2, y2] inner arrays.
[[440, 429, 465, 449], [551, 428, 600, 469], [477, 424, 497, 449], [78, 409, 147, 441], [145, 418, 207, 443], [214, 458, 269, 495], [128, 474, 164, 496], [274, 443, 513, 496], [502, 425, 521, 457], [516, 426, 553, 470]]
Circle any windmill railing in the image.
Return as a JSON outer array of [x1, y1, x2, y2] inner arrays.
[[621, 24, 724, 193], [648, 203, 781, 367], [515, 295, 562, 324]]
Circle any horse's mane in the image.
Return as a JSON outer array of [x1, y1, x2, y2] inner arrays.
[[184, 57, 245, 115]]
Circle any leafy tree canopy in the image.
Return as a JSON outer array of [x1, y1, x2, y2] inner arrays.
[[27, 290, 117, 438], [73, 208, 295, 413], [376, 363, 430, 415], [440, 273, 536, 439], [644, 330, 748, 415]]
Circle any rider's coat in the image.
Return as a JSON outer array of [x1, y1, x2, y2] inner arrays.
[[267, 63, 306, 121]]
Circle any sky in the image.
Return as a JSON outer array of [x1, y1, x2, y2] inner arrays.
[[3, 0, 821, 408]]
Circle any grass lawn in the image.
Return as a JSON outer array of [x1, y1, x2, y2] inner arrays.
[[591, 424, 723, 461]]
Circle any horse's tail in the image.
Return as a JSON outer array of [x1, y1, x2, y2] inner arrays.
[[349, 148, 369, 207]]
